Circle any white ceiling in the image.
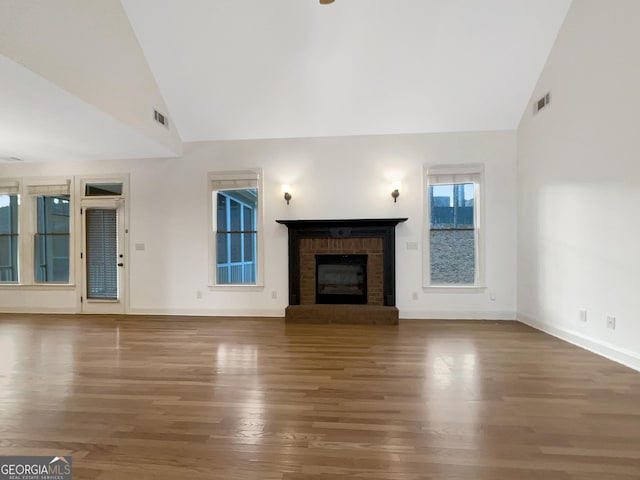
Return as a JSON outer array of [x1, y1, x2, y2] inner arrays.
[[0, 0, 573, 162], [121, 0, 572, 142]]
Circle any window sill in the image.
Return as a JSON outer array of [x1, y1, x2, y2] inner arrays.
[[208, 284, 265, 292], [422, 285, 486, 293]]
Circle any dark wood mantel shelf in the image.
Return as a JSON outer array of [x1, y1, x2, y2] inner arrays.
[[276, 218, 407, 229], [276, 218, 407, 307]]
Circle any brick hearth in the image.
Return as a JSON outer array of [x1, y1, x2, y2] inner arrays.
[[285, 304, 399, 325]]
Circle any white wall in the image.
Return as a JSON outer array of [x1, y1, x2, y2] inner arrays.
[[0, 0, 182, 155], [517, 0, 640, 369], [0, 131, 517, 318]]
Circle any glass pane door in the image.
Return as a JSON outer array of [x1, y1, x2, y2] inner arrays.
[[85, 208, 118, 300]]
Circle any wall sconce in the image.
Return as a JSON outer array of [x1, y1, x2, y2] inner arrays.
[[281, 184, 292, 205], [391, 181, 401, 203]]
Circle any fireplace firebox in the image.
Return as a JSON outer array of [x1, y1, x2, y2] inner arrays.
[[316, 254, 367, 304]]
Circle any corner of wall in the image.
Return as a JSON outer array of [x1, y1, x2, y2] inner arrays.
[[518, 312, 640, 373]]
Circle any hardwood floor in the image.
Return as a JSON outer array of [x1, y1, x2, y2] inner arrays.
[[0, 314, 639, 479]]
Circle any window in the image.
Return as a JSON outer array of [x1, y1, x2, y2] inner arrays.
[[29, 182, 72, 283], [0, 182, 20, 283], [34, 196, 70, 282], [84, 183, 123, 196], [0, 178, 74, 285], [424, 165, 483, 288], [209, 170, 263, 286]]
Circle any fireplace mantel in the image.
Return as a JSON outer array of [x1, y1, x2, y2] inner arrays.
[[276, 218, 407, 307], [276, 218, 407, 230]]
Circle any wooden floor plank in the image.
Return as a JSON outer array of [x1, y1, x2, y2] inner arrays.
[[0, 314, 639, 479]]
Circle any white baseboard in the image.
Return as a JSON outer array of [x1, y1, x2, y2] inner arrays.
[[126, 307, 284, 317], [0, 305, 284, 317], [518, 312, 640, 372], [400, 310, 516, 320], [2, 306, 516, 320], [130, 308, 516, 320], [0, 306, 78, 314]]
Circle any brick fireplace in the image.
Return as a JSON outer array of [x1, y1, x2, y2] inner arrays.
[[276, 218, 407, 324]]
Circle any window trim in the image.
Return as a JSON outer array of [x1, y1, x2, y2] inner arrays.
[[29, 179, 72, 285], [422, 164, 485, 290], [208, 169, 264, 288], [79, 177, 125, 200], [24, 177, 73, 285], [0, 177, 76, 286], [0, 179, 20, 284]]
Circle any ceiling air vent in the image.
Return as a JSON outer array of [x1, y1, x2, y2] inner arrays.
[[533, 92, 551, 114], [153, 109, 169, 128]]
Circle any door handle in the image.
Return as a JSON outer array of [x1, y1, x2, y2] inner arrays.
[[117, 263, 124, 267]]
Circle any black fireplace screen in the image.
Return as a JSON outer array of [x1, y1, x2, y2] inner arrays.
[[315, 254, 367, 304]]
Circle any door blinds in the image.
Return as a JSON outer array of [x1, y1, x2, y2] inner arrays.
[[86, 209, 118, 300]]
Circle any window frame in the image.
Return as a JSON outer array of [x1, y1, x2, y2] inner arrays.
[[422, 164, 486, 291], [215, 190, 258, 284], [28, 179, 73, 285], [208, 169, 264, 289], [0, 179, 21, 284], [0, 177, 75, 287]]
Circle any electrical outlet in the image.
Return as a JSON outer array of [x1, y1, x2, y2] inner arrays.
[[412, 291, 418, 300], [489, 292, 497, 301], [406, 241, 418, 250], [579, 308, 587, 322], [271, 291, 278, 299], [606, 316, 616, 330], [196, 290, 202, 299]]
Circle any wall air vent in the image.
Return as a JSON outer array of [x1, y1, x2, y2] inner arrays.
[[153, 109, 169, 128], [533, 92, 551, 114]]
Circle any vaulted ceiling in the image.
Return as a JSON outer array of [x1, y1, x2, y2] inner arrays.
[[0, 0, 572, 163]]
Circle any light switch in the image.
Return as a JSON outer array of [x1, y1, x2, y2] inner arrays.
[[406, 241, 418, 250]]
